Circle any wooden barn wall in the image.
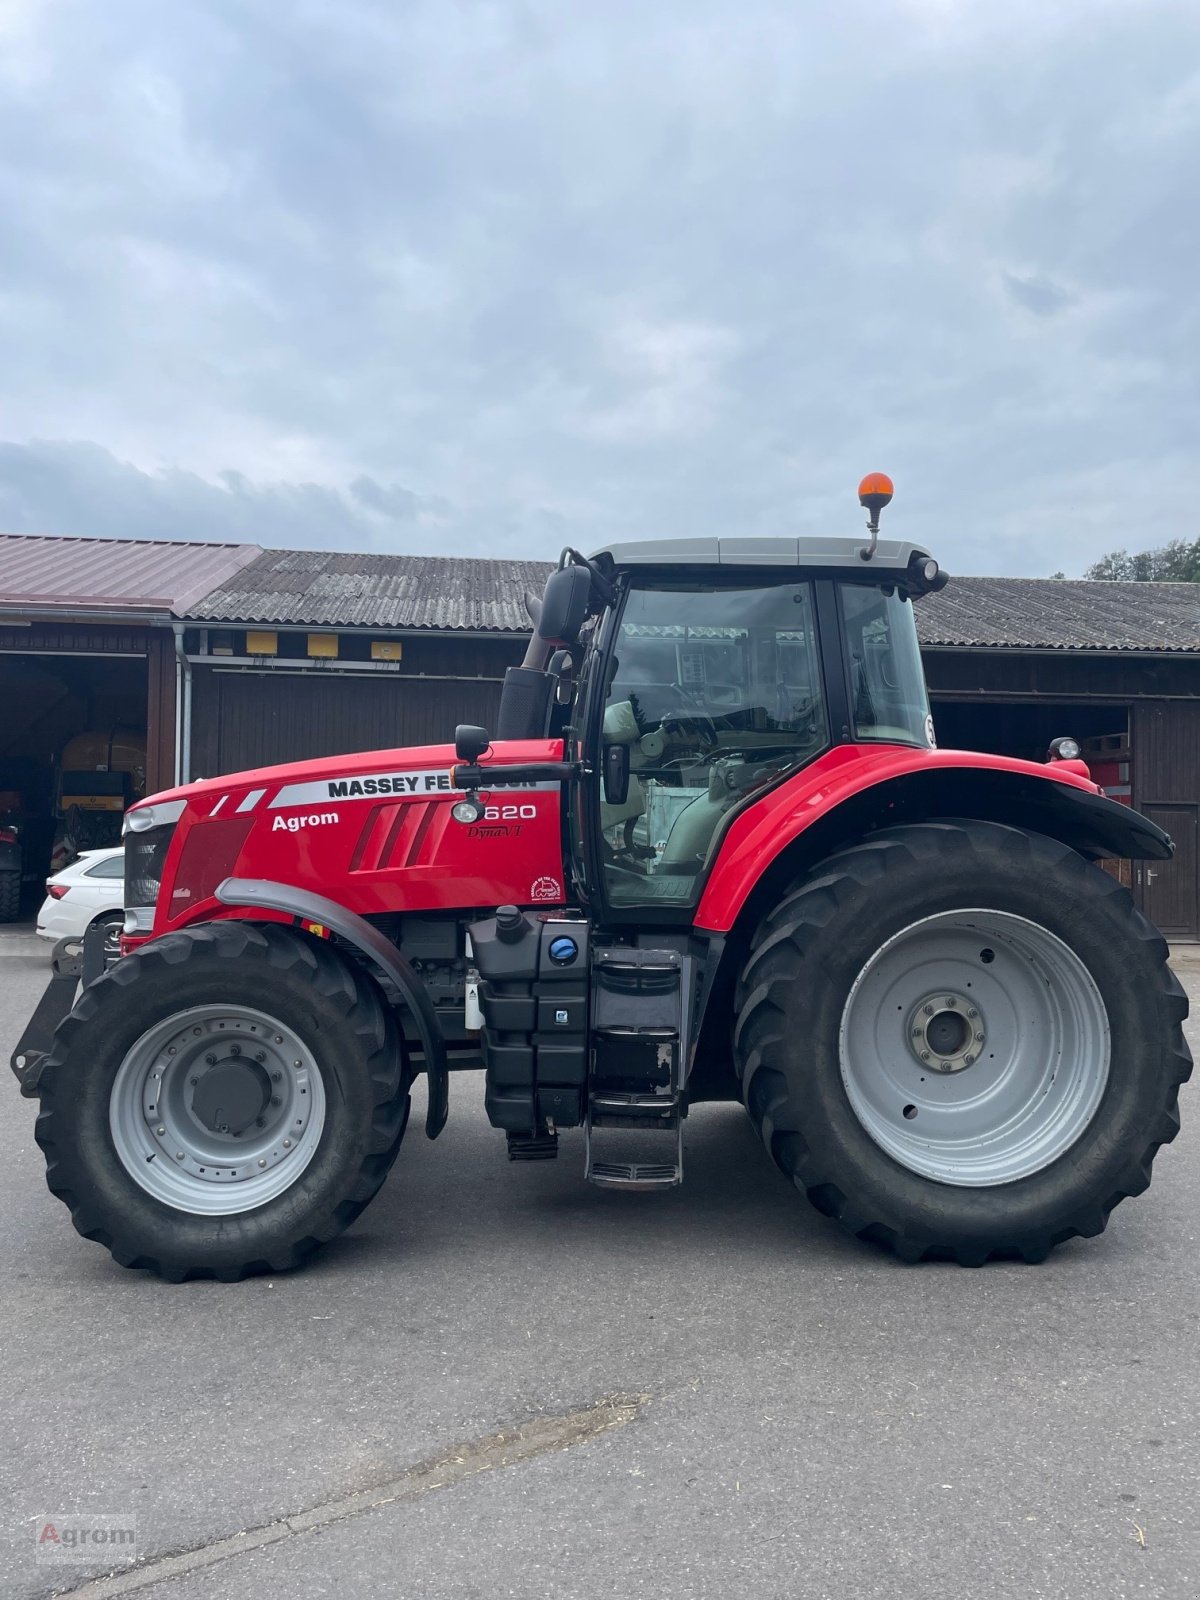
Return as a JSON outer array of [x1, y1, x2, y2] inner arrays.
[[1131, 700, 1200, 807], [923, 650, 1200, 702], [0, 621, 152, 654], [189, 663, 514, 779], [145, 632, 177, 793]]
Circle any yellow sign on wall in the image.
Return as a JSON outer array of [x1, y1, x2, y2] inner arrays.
[[246, 630, 278, 656], [306, 633, 339, 659], [371, 640, 403, 661]]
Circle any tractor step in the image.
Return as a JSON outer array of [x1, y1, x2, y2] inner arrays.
[[585, 1090, 683, 1188], [586, 1155, 682, 1192], [585, 1106, 683, 1190], [589, 1089, 679, 1129], [585, 943, 688, 1190]]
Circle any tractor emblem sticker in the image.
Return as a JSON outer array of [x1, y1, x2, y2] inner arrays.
[[530, 876, 563, 902]]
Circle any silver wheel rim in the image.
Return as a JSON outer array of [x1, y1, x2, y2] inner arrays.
[[839, 910, 1110, 1186], [109, 1005, 326, 1215]]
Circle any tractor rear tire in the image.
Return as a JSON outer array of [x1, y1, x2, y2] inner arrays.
[[0, 870, 19, 923], [35, 921, 412, 1281], [734, 821, 1191, 1264]]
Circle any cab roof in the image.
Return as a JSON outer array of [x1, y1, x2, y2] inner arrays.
[[590, 535, 935, 574]]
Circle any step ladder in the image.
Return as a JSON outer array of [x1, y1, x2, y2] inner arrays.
[[584, 950, 686, 1191]]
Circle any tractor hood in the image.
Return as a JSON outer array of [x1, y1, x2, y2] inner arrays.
[[131, 738, 565, 815], [125, 738, 570, 939]]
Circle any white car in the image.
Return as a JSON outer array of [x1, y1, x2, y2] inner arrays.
[[37, 847, 125, 948]]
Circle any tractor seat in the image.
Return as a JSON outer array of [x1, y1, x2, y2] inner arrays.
[[659, 758, 783, 867]]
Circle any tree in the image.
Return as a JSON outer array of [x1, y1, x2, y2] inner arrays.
[[1084, 538, 1200, 582]]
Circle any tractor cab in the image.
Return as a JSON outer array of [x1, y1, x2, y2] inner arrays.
[[464, 474, 948, 920]]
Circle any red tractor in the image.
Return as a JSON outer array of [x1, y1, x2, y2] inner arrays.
[[12, 480, 1191, 1279]]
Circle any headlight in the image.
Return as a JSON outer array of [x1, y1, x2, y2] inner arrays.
[[1047, 736, 1082, 762], [124, 823, 176, 911], [124, 798, 187, 834]]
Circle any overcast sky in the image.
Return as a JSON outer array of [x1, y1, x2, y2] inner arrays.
[[0, 0, 1196, 574]]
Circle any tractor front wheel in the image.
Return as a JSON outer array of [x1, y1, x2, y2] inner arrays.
[[35, 921, 411, 1280], [734, 821, 1191, 1264]]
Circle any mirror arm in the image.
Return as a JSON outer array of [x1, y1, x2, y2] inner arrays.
[[559, 547, 616, 606], [451, 761, 581, 790]]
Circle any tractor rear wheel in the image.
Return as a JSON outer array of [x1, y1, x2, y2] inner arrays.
[[734, 821, 1191, 1264], [35, 921, 411, 1281]]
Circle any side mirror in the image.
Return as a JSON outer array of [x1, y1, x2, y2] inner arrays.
[[455, 724, 491, 762], [603, 742, 630, 807], [537, 565, 592, 647]]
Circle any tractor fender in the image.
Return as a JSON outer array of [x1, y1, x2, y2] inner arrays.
[[215, 877, 448, 1138], [694, 747, 1174, 936]]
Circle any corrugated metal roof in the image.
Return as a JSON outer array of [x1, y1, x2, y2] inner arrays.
[[197, 553, 1200, 651], [0, 534, 261, 615], [187, 548, 554, 632], [3, 532, 1199, 652], [916, 576, 1200, 652]]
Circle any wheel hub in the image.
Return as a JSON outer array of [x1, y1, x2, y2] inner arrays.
[[839, 909, 1111, 1187], [190, 1055, 272, 1135], [908, 991, 984, 1073], [109, 1004, 326, 1215]]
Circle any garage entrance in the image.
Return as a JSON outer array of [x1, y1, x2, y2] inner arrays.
[[0, 647, 149, 917]]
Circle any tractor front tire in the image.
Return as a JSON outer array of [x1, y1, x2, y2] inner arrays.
[[734, 821, 1191, 1264], [35, 921, 411, 1281]]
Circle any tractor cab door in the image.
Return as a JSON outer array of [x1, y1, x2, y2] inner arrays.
[[584, 577, 830, 919]]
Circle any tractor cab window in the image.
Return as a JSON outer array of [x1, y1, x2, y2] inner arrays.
[[600, 582, 827, 909], [838, 583, 934, 748]]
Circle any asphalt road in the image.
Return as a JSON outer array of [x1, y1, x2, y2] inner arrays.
[[2, 922, 1198, 1600]]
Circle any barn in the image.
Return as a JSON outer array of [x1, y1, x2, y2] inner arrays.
[[2, 535, 1197, 935]]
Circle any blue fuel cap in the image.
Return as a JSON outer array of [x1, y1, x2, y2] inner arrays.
[[548, 935, 579, 966]]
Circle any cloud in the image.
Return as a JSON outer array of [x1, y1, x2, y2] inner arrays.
[[0, 440, 458, 551], [0, 0, 1197, 576], [1001, 272, 1078, 318]]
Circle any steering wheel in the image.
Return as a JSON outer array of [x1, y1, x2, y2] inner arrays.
[[657, 685, 720, 748]]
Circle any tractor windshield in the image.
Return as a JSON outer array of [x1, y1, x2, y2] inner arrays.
[[837, 583, 933, 748], [599, 581, 828, 907]]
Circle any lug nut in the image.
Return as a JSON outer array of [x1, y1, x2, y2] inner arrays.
[[256, 1117, 266, 1129], [945, 997, 956, 1008], [274, 1035, 284, 1044], [156, 1125, 165, 1136], [911, 1028, 922, 1040], [975, 1032, 985, 1042], [229, 1043, 241, 1057], [258, 1158, 267, 1168], [282, 1138, 292, 1149], [271, 1071, 281, 1082], [190, 1077, 199, 1086], [920, 1051, 930, 1061], [270, 1096, 281, 1107], [964, 1054, 976, 1066], [293, 1060, 302, 1070], [205, 1054, 216, 1065], [967, 1009, 978, 1020], [923, 1004, 934, 1017], [175, 1151, 184, 1160]]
